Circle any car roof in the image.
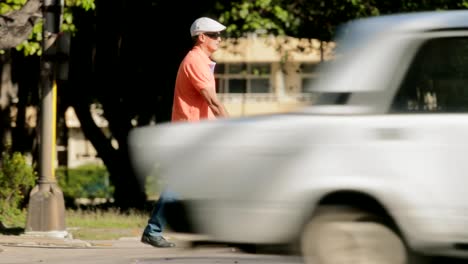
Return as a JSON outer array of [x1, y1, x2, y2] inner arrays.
[[333, 10, 468, 53], [344, 10, 468, 35], [304, 10, 468, 113]]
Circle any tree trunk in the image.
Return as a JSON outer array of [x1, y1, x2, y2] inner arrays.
[[67, 6, 147, 210], [11, 50, 40, 155]]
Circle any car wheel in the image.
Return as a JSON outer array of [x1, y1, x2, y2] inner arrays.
[[301, 214, 407, 264]]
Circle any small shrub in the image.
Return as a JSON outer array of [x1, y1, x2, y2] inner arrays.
[[56, 164, 114, 202], [0, 152, 36, 224], [144, 174, 162, 200]]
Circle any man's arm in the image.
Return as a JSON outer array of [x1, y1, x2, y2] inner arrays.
[[200, 88, 229, 118]]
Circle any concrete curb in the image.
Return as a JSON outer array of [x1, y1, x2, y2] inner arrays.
[[0, 232, 208, 249], [0, 234, 92, 248]]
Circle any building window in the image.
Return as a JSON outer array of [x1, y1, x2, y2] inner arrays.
[[300, 63, 319, 93], [215, 63, 271, 93]]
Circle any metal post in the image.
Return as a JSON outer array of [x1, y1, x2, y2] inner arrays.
[[25, 0, 67, 238]]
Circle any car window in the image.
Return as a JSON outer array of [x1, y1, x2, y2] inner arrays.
[[313, 92, 351, 105], [391, 37, 468, 113]]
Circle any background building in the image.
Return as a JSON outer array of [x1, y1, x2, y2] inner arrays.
[[214, 34, 335, 116]]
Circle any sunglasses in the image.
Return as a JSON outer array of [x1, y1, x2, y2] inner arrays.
[[203, 32, 222, 39]]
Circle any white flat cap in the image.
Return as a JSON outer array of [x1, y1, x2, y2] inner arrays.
[[190, 17, 226, 37]]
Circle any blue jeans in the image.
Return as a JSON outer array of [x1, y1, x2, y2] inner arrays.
[[143, 189, 178, 238]]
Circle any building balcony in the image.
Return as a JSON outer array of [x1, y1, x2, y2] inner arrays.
[[219, 93, 317, 117]]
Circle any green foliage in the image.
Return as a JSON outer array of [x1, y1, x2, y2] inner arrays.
[[66, 0, 96, 11], [144, 174, 161, 200], [219, 0, 468, 40], [0, 0, 26, 14], [56, 164, 114, 200], [16, 21, 43, 56], [218, 0, 298, 37], [2, 0, 95, 56], [61, 9, 77, 33], [0, 152, 36, 224]]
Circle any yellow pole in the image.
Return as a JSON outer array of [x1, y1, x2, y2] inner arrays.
[[51, 81, 57, 180]]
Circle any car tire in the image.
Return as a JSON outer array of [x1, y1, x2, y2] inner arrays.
[[300, 211, 408, 264]]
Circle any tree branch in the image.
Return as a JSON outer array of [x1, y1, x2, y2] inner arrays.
[[0, 0, 42, 50]]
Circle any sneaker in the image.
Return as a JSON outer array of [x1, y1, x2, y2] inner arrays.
[[141, 234, 176, 248]]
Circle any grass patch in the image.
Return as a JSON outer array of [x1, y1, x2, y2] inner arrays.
[[66, 208, 147, 228], [1, 208, 150, 241], [66, 208, 149, 240]]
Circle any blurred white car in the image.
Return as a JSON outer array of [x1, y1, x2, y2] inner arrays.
[[129, 10, 468, 264]]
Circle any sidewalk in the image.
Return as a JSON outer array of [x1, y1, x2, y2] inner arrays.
[[0, 232, 247, 264]]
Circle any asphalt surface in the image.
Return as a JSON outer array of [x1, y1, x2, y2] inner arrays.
[[0, 233, 303, 264]]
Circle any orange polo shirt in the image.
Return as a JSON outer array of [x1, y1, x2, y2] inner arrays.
[[171, 46, 216, 122]]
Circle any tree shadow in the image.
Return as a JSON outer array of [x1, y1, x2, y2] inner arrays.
[[0, 222, 25, 235]]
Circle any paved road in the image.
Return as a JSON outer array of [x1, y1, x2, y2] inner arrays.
[[2, 233, 465, 264], [0, 235, 303, 264]]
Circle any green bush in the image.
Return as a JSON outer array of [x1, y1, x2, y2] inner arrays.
[[56, 164, 114, 201], [0, 152, 36, 224]]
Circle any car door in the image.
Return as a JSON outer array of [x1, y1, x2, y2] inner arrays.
[[385, 32, 468, 242]]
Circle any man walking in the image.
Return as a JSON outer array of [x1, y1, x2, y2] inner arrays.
[[141, 17, 229, 248]]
